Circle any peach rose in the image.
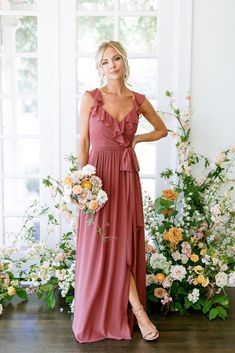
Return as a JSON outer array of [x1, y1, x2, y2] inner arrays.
[[154, 287, 167, 298], [7, 286, 16, 296], [162, 189, 178, 200], [201, 277, 209, 287], [163, 231, 170, 241], [72, 185, 83, 194], [55, 253, 66, 262], [63, 175, 73, 186], [88, 200, 99, 210]]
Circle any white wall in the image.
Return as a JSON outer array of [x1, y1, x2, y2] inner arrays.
[[191, 0, 235, 158]]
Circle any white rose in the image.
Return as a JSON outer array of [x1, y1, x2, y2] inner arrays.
[[81, 164, 96, 176], [170, 265, 187, 281], [215, 272, 228, 288], [97, 190, 108, 205]]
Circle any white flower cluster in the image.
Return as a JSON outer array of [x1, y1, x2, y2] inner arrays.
[[150, 253, 172, 274], [188, 288, 200, 303]]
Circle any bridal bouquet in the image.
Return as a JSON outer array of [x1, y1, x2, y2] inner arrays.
[[63, 164, 108, 221]]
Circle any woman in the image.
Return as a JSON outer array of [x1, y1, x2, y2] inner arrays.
[[72, 40, 168, 343]]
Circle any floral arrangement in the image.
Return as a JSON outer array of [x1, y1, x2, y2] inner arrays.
[[143, 91, 235, 320], [63, 164, 108, 223]]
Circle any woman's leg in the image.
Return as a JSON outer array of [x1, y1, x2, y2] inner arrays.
[[128, 272, 159, 339]]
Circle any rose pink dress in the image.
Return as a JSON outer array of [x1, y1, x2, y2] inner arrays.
[[72, 87, 146, 343]]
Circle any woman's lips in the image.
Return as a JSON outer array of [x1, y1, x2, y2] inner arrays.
[[111, 70, 119, 74]]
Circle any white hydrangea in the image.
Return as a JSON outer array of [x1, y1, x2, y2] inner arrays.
[[150, 253, 171, 274], [81, 164, 96, 176], [188, 288, 200, 303], [215, 272, 228, 288], [170, 265, 187, 281]]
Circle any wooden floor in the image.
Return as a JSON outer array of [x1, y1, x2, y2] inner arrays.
[[0, 288, 235, 353]]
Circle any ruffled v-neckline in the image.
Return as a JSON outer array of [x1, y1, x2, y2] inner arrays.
[[97, 88, 137, 125]]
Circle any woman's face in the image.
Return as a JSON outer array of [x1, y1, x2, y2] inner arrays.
[[100, 46, 125, 81]]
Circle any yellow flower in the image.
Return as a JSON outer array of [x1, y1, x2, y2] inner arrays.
[[194, 265, 203, 274], [197, 274, 205, 284], [190, 254, 199, 262], [154, 287, 167, 298], [200, 249, 206, 256], [63, 175, 73, 186], [163, 231, 170, 241], [193, 278, 199, 285], [162, 189, 178, 200], [201, 277, 209, 287], [198, 242, 204, 248], [168, 227, 183, 244], [155, 273, 166, 283], [7, 286, 16, 296]]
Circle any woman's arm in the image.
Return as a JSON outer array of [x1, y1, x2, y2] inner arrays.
[[132, 98, 168, 148], [77, 92, 93, 167]]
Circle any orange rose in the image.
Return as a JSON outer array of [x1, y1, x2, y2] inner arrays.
[[89, 200, 99, 210], [168, 227, 183, 244], [163, 231, 170, 241], [155, 273, 166, 283], [63, 175, 73, 186], [81, 180, 92, 190], [161, 208, 174, 216], [162, 189, 178, 200], [190, 254, 199, 262]]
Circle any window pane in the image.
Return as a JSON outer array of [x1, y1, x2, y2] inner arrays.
[[128, 58, 157, 95], [4, 178, 39, 212], [1, 57, 38, 94], [135, 141, 156, 175], [140, 178, 156, 200], [120, 0, 158, 11], [77, 0, 114, 11], [4, 217, 39, 246], [1, 98, 38, 134], [77, 58, 99, 94], [0, 16, 37, 53], [3, 139, 39, 174], [0, 0, 37, 10], [76, 16, 114, 54], [120, 16, 157, 54]]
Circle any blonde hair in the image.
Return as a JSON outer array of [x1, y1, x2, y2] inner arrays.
[[95, 40, 131, 87]]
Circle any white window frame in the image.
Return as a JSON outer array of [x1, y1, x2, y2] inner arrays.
[[0, 0, 192, 246]]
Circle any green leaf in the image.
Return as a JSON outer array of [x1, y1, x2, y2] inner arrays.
[[217, 306, 228, 320], [203, 299, 213, 314], [209, 308, 219, 320], [40, 283, 54, 292], [184, 297, 192, 310], [45, 291, 56, 309], [158, 225, 165, 234], [213, 295, 229, 307], [178, 287, 187, 295], [192, 302, 201, 310], [16, 287, 28, 300], [65, 295, 74, 304]]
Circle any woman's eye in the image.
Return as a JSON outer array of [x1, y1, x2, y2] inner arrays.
[[115, 57, 120, 61], [102, 62, 108, 66]]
